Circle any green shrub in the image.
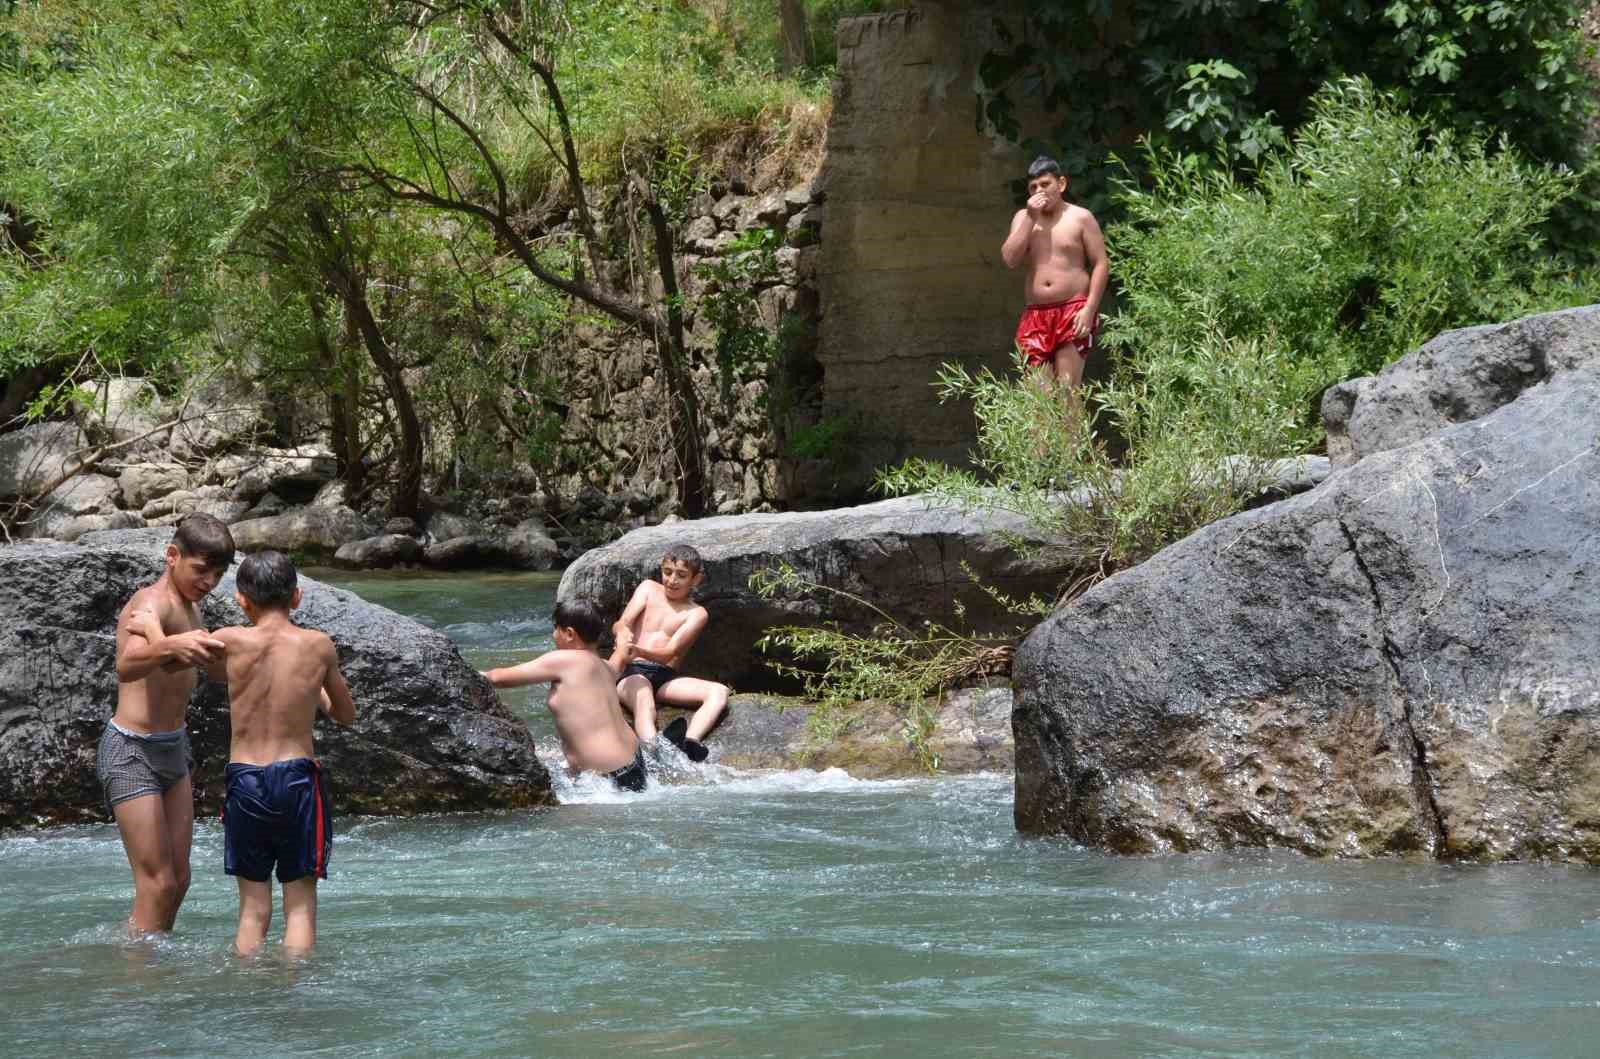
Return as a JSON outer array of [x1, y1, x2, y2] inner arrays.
[[1110, 78, 1600, 394]]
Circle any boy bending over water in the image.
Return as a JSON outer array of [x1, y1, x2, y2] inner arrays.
[[207, 551, 355, 955], [611, 543, 728, 763], [482, 598, 647, 793], [107, 513, 235, 936]]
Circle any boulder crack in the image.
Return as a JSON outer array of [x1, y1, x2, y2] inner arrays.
[[1336, 515, 1449, 852]]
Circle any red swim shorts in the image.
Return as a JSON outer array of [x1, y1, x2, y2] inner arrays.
[[1015, 296, 1098, 367]]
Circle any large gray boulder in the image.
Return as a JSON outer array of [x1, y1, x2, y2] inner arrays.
[[119, 463, 190, 509], [0, 421, 82, 498], [335, 533, 425, 569], [1015, 351, 1600, 862], [26, 473, 123, 540], [1322, 304, 1600, 467], [559, 495, 1078, 690], [80, 377, 165, 452], [229, 504, 373, 554], [0, 538, 552, 830]]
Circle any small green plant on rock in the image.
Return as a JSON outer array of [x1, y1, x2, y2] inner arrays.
[[749, 561, 1020, 771]]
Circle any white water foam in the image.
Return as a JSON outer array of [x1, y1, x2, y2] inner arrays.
[[538, 741, 928, 805]]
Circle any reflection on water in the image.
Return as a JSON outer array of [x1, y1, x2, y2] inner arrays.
[[3, 571, 1599, 1057]]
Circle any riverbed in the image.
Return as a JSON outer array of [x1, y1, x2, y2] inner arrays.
[[2, 571, 1598, 1057]]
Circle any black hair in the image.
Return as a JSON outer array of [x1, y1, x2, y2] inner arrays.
[[662, 542, 704, 574], [172, 513, 236, 570], [1027, 155, 1063, 180], [236, 550, 298, 609], [551, 597, 608, 644]]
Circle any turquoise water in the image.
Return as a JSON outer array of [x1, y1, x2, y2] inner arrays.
[[3, 571, 1599, 1057]]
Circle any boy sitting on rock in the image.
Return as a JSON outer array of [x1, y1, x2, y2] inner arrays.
[[610, 543, 729, 762], [482, 598, 647, 792], [205, 550, 355, 956]]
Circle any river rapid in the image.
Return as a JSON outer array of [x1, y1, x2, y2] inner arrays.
[[3, 571, 1599, 1057]]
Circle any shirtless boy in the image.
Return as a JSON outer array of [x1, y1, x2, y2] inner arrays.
[[481, 598, 647, 792], [205, 551, 355, 955], [104, 513, 235, 936], [1000, 155, 1110, 390], [610, 543, 728, 763]]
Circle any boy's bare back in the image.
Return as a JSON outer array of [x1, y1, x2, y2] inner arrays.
[[212, 619, 352, 765]]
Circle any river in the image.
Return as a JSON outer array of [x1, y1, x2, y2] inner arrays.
[[3, 571, 1598, 1057]]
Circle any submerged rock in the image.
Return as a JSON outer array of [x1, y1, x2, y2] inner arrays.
[[0, 539, 552, 830], [558, 494, 1078, 690], [703, 684, 1012, 777], [1016, 310, 1600, 862]]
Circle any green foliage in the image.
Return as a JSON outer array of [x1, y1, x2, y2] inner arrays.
[[979, 0, 1599, 226], [877, 326, 1301, 575], [697, 227, 785, 399], [750, 561, 1019, 770], [882, 80, 1600, 580], [1111, 79, 1600, 397]]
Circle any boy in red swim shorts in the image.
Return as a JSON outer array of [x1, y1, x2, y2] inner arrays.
[[1000, 156, 1109, 391]]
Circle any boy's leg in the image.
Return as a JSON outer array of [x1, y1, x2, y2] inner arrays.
[[160, 774, 195, 930], [281, 877, 318, 955], [1052, 343, 1086, 389], [234, 877, 273, 955], [618, 675, 660, 741], [658, 678, 729, 742], [112, 794, 182, 935]]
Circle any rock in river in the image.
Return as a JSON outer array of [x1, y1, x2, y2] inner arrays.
[[1015, 307, 1600, 862], [0, 538, 552, 830], [558, 494, 1079, 690]]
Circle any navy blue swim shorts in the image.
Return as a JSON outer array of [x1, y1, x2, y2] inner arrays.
[[223, 758, 332, 884]]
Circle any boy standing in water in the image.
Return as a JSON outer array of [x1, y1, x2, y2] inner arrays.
[[105, 513, 235, 936], [206, 551, 355, 955], [482, 598, 647, 792], [1000, 155, 1109, 392], [611, 543, 728, 763]]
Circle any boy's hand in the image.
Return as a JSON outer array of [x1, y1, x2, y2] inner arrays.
[[165, 629, 226, 668], [615, 627, 635, 658], [1070, 305, 1096, 339], [1026, 192, 1050, 217]]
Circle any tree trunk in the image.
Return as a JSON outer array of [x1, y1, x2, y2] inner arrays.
[[307, 292, 366, 499], [636, 178, 708, 518], [779, 0, 809, 73]]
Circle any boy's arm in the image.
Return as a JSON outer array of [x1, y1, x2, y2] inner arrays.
[[1000, 208, 1033, 269], [606, 630, 632, 675], [611, 583, 651, 644], [628, 606, 709, 665], [115, 595, 224, 681], [320, 636, 356, 726], [1073, 209, 1110, 335], [481, 652, 565, 689]]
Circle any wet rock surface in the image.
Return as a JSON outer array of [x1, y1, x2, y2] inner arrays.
[[1016, 311, 1600, 862], [0, 539, 552, 830], [701, 684, 1013, 777], [558, 494, 1077, 690]]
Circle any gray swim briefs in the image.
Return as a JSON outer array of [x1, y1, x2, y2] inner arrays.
[[95, 721, 193, 814]]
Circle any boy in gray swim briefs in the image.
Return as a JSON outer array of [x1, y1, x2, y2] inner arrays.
[[104, 513, 234, 936]]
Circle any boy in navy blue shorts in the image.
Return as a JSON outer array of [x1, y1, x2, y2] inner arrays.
[[206, 551, 355, 955]]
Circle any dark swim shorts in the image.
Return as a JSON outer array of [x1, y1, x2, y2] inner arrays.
[[96, 721, 193, 815], [223, 758, 332, 884], [603, 748, 649, 793], [619, 659, 677, 693]]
